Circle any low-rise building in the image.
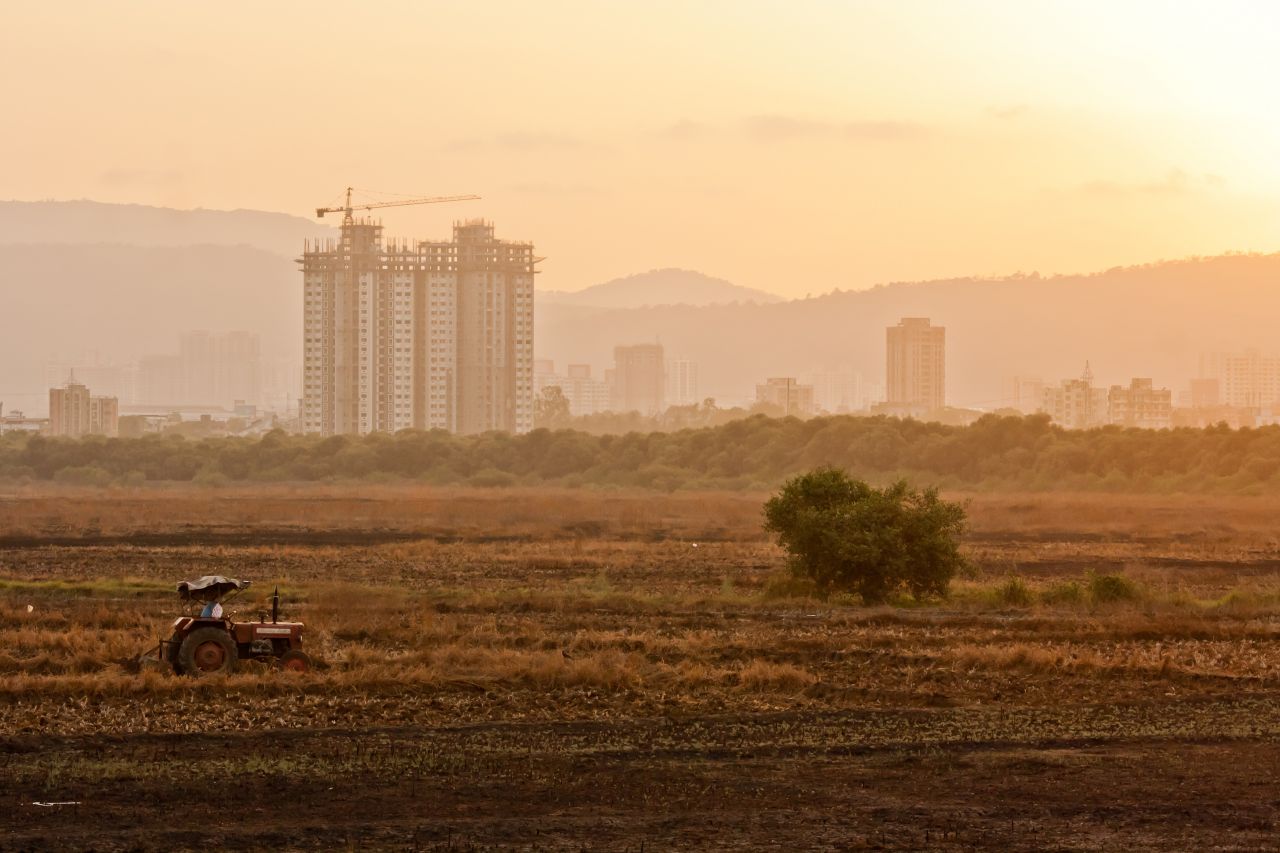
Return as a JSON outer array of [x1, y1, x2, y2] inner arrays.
[[1108, 378, 1172, 429], [755, 377, 815, 416], [1040, 364, 1107, 429], [0, 406, 48, 435]]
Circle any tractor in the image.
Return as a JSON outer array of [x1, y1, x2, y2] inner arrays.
[[157, 576, 312, 676]]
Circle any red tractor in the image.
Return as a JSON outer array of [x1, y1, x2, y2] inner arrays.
[[159, 576, 312, 676]]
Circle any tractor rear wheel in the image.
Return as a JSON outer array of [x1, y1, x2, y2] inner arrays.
[[279, 649, 312, 673], [177, 627, 237, 676]]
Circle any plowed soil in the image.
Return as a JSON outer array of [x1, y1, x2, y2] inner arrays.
[[2, 486, 1279, 851]]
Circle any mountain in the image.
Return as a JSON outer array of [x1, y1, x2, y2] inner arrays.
[[0, 244, 298, 411], [538, 268, 782, 309], [0, 200, 332, 258], [4, 195, 1278, 420], [535, 253, 1280, 406]]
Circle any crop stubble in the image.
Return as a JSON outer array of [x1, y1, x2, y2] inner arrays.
[[1, 486, 1279, 850]]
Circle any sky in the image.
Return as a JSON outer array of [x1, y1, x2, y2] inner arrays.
[[3, 0, 1280, 296]]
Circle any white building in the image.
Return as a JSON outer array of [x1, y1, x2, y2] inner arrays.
[[1006, 375, 1045, 414], [1040, 364, 1107, 429], [1202, 350, 1280, 412], [808, 371, 858, 414], [665, 359, 700, 407]]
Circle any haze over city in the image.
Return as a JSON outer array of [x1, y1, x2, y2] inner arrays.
[[4, 1, 1280, 426]]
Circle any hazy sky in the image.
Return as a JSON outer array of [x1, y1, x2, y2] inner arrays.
[[4, 1, 1279, 295]]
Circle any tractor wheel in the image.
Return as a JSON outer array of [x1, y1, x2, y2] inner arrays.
[[177, 627, 238, 677], [279, 650, 312, 673]]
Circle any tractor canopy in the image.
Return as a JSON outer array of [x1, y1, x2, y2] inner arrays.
[[177, 576, 252, 603]]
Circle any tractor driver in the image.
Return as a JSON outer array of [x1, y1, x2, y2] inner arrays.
[[200, 600, 224, 619]]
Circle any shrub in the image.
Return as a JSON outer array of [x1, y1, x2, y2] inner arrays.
[[995, 576, 1033, 607], [1087, 571, 1139, 604], [1041, 580, 1085, 605], [762, 466, 968, 604]]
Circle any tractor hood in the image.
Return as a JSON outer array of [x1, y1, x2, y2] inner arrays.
[[177, 576, 251, 602]]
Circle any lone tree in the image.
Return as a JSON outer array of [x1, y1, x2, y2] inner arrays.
[[763, 467, 967, 603]]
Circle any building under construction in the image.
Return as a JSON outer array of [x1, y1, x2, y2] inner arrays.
[[301, 212, 536, 436]]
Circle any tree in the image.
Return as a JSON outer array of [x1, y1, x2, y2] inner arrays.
[[533, 385, 573, 429], [762, 466, 967, 603]]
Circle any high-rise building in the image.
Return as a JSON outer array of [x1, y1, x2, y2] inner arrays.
[[1006, 376, 1045, 414], [1187, 377, 1221, 408], [302, 217, 535, 435], [49, 376, 91, 437], [89, 395, 120, 438], [886, 318, 945, 412], [808, 371, 860, 414], [136, 355, 184, 406], [665, 359, 700, 407], [755, 377, 815, 416], [48, 375, 117, 438], [1201, 350, 1280, 412], [180, 331, 262, 408], [612, 344, 665, 415]]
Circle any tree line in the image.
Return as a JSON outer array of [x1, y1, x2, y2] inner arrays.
[[3, 413, 1280, 491]]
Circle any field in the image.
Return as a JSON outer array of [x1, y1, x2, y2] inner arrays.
[[3, 485, 1280, 850]]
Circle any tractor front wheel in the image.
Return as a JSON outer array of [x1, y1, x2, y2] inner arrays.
[[279, 649, 312, 673], [177, 627, 238, 676]]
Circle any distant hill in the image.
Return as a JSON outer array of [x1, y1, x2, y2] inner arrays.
[[536, 253, 1280, 406], [0, 200, 332, 257], [0, 243, 298, 410], [4, 196, 1278, 421], [538, 268, 782, 309]]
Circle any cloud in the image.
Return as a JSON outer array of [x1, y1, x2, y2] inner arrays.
[[986, 104, 1030, 120], [741, 115, 929, 142], [493, 132, 587, 151], [99, 168, 184, 188], [507, 182, 606, 196], [660, 119, 710, 140], [441, 137, 484, 153], [1077, 168, 1197, 197], [443, 132, 590, 152]]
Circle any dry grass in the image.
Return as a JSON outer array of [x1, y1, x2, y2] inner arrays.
[[3, 484, 1280, 736]]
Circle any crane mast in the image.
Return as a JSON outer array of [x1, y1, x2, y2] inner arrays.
[[316, 187, 481, 225]]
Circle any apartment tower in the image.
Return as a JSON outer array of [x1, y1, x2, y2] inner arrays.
[[49, 376, 91, 438], [612, 344, 666, 416], [886, 317, 945, 411], [302, 217, 535, 435], [665, 358, 700, 407], [49, 374, 118, 438]]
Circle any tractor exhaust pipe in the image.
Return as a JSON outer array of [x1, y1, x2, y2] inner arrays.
[[272, 587, 279, 624]]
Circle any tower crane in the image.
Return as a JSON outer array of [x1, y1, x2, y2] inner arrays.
[[316, 187, 481, 225]]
